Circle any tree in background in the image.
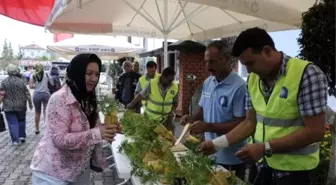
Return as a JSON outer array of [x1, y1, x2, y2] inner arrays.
[[16, 45, 23, 60], [0, 39, 17, 69], [298, 0, 336, 185], [1, 40, 9, 59], [108, 61, 123, 81], [40, 56, 49, 61]]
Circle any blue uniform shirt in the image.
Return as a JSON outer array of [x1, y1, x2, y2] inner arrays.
[[199, 71, 247, 165]]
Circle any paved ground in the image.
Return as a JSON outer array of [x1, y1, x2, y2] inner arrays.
[[0, 110, 183, 185], [0, 109, 133, 185], [0, 85, 184, 185]]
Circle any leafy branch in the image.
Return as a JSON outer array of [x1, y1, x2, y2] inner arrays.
[[97, 95, 119, 115], [118, 112, 251, 185]]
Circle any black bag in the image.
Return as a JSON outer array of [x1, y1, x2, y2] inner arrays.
[[46, 73, 61, 94], [0, 113, 6, 132]]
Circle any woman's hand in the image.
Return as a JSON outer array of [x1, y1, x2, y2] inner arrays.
[[98, 124, 118, 142]]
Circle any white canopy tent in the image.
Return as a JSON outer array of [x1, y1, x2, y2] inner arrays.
[[45, 0, 316, 67], [47, 35, 144, 60]]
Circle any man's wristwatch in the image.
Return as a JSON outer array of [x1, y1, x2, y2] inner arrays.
[[264, 141, 272, 157]]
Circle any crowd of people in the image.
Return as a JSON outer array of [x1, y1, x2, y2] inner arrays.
[[0, 27, 334, 185]]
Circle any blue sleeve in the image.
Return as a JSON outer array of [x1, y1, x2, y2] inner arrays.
[[233, 85, 247, 117]]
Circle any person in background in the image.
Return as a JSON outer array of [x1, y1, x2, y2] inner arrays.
[[0, 64, 33, 145], [29, 64, 54, 135], [114, 61, 141, 107], [127, 67, 178, 132], [133, 61, 140, 74], [181, 40, 247, 179], [135, 61, 160, 113], [23, 67, 31, 84], [31, 53, 118, 185], [198, 27, 327, 185], [49, 65, 62, 94]]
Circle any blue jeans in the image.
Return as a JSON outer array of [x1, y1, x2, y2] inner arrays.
[[32, 170, 91, 185], [5, 111, 26, 143]]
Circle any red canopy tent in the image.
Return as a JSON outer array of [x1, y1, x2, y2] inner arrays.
[[0, 0, 55, 26], [0, 0, 72, 42]]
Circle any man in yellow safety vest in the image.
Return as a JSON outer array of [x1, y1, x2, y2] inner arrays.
[[127, 67, 178, 132], [198, 27, 328, 185], [134, 61, 160, 113]]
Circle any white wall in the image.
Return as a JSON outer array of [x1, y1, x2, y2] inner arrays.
[[21, 48, 51, 59]]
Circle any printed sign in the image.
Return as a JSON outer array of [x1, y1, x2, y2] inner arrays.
[[186, 74, 197, 81], [74, 47, 115, 52]]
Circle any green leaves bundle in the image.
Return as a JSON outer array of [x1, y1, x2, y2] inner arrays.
[[118, 112, 250, 185], [97, 95, 119, 115]]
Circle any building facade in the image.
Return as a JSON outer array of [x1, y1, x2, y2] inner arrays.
[[19, 43, 57, 70], [20, 43, 56, 60]]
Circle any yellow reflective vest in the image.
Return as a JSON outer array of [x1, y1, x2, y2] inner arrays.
[[145, 77, 178, 122], [248, 58, 319, 171], [139, 73, 161, 109]]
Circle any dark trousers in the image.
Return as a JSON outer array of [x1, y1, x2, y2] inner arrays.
[[5, 111, 26, 143], [218, 163, 246, 181], [251, 165, 312, 185]]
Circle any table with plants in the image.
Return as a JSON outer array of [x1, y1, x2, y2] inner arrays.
[[98, 96, 250, 185]]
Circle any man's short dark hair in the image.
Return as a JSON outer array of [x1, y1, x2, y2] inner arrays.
[[161, 67, 176, 77], [231, 27, 275, 57], [146, 61, 157, 68]]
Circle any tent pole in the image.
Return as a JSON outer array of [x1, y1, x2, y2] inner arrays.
[[163, 34, 168, 68], [163, 0, 169, 68]]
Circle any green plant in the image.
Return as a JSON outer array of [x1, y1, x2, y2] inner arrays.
[[297, 0, 335, 97], [97, 95, 119, 115], [320, 127, 333, 161], [118, 112, 251, 185], [298, 2, 335, 183]]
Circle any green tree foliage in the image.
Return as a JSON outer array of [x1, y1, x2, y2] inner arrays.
[[15, 45, 23, 60], [0, 39, 17, 69], [297, 0, 335, 97], [298, 0, 336, 185], [40, 56, 49, 61]]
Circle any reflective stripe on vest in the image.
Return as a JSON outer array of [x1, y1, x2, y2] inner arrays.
[[248, 58, 319, 171], [145, 78, 178, 121], [256, 114, 303, 127], [148, 97, 173, 106], [254, 139, 319, 155]]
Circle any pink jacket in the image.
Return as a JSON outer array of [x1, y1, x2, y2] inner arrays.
[[30, 85, 106, 181]]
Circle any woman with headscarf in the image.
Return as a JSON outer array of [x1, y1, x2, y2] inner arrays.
[[29, 64, 53, 134], [30, 53, 118, 185], [0, 64, 33, 145]]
